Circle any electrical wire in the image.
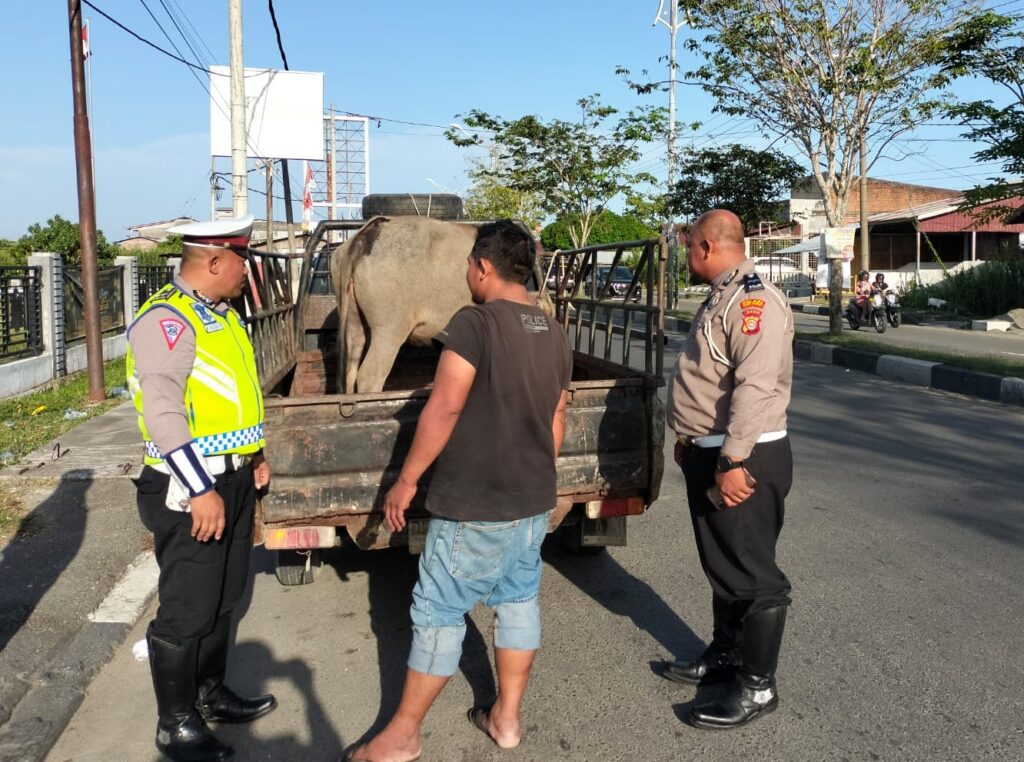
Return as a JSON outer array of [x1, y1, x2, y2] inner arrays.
[[82, 0, 222, 74], [268, 0, 289, 71]]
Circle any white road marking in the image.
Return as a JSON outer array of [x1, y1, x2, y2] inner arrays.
[[88, 551, 158, 624]]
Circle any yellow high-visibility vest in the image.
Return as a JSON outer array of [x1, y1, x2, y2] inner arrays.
[[126, 283, 265, 465]]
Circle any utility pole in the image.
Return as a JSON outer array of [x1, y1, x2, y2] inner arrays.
[[655, 0, 682, 309], [229, 0, 247, 217], [859, 135, 870, 274], [265, 160, 273, 251], [67, 0, 104, 402]]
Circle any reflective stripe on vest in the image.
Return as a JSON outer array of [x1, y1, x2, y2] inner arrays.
[[126, 283, 265, 465]]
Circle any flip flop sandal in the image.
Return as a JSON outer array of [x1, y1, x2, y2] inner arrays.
[[467, 707, 498, 747]]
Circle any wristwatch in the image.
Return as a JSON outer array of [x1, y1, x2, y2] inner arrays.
[[716, 455, 744, 473]]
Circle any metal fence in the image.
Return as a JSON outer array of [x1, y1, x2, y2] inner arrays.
[[0, 266, 43, 361], [64, 266, 125, 343], [138, 264, 174, 304]]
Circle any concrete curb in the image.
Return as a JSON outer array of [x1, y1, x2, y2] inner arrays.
[[0, 552, 157, 762], [793, 339, 1023, 407]]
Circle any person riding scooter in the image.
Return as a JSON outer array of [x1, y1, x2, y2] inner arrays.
[[871, 272, 889, 294], [853, 270, 872, 321]]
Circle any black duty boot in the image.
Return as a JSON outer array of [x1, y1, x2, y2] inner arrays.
[[148, 626, 234, 761], [196, 614, 277, 724], [689, 606, 787, 730], [660, 596, 742, 686]]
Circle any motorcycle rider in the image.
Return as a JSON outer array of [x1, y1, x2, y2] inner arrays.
[[871, 272, 889, 294], [853, 270, 872, 321]]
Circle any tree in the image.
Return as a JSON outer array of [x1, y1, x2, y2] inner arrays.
[[942, 15, 1024, 221], [14, 214, 115, 264], [623, 190, 669, 232], [678, 0, 1000, 332], [667, 144, 804, 230], [447, 95, 667, 248], [462, 156, 545, 230], [541, 211, 655, 251]]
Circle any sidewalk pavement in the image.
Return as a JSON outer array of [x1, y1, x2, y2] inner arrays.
[[0, 402, 152, 762]]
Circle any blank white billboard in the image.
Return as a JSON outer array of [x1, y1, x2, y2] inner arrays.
[[209, 66, 324, 160]]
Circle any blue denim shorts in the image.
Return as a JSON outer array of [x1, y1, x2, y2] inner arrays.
[[407, 511, 549, 677]]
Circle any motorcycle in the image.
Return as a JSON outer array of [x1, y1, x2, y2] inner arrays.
[[882, 289, 901, 328], [845, 291, 887, 333]]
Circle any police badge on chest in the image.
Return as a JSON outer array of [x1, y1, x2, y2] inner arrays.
[[191, 303, 224, 332]]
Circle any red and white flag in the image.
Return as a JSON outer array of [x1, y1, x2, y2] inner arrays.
[[82, 19, 92, 59], [302, 161, 316, 231]]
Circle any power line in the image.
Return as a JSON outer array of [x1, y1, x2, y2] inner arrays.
[[267, 0, 289, 70], [82, 0, 223, 75]]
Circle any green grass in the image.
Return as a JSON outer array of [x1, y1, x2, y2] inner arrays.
[[0, 358, 128, 464], [796, 331, 1024, 379], [0, 481, 28, 541]]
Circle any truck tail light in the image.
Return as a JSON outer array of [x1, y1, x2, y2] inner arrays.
[[585, 496, 645, 519], [264, 526, 336, 550]]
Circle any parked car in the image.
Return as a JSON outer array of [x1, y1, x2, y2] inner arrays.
[[585, 265, 639, 301], [750, 255, 802, 279]]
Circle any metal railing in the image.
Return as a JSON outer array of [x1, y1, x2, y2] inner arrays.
[[0, 266, 43, 361], [240, 251, 297, 394], [547, 238, 667, 380], [64, 266, 125, 343], [138, 264, 174, 304]]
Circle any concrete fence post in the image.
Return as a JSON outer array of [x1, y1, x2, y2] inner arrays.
[[115, 255, 139, 324], [27, 253, 66, 379], [167, 257, 182, 279]]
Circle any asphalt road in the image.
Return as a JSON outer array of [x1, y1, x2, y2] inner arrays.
[[47, 344, 1024, 762]]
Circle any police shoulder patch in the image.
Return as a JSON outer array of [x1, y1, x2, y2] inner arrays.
[[158, 317, 187, 349], [739, 297, 765, 336], [742, 273, 765, 292]]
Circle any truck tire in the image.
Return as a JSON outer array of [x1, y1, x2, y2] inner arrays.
[[361, 193, 464, 220], [274, 549, 321, 586]]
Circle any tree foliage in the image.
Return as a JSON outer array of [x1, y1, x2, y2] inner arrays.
[[678, 0, 999, 227], [463, 155, 545, 230], [942, 14, 1024, 221], [447, 96, 667, 248], [667, 144, 804, 229], [14, 214, 116, 264], [541, 211, 655, 252]]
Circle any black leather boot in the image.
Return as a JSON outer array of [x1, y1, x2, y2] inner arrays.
[[690, 606, 787, 730], [660, 596, 742, 685], [148, 626, 234, 761], [196, 614, 277, 724]]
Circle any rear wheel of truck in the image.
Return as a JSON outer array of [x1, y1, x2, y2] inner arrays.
[[274, 549, 321, 586], [361, 193, 464, 220]]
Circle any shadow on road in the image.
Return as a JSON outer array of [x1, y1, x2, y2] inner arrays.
[[219, 639, 344, 760], [0, 469, 92, 652], [320, 539, 497, 746], [542, 540, 705, 663]]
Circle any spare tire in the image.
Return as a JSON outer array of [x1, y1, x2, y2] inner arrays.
[[361, 193, 464, 220]]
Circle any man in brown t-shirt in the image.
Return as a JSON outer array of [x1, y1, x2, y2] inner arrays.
[[349, 220, 572, 762]]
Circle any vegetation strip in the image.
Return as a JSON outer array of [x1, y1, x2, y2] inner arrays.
[[0, 359, 128, 464]]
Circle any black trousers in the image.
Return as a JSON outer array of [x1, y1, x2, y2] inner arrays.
[[681, 437, 793, 620], [136, 464, 255, 644]]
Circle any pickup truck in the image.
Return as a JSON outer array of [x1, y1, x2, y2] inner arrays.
[[244, 221, 668, 585]]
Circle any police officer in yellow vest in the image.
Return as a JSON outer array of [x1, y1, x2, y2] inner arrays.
[[127, 215, 275, 762]]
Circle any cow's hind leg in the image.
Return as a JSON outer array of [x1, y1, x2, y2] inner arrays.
[[355, 326, 407, 393], [343, 301, 366, 394]]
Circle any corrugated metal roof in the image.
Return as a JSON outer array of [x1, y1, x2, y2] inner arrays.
[[867, 197, 963, 224]]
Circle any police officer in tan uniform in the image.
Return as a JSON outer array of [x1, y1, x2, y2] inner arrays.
[[128, 216, 275, 761], [658, 209, 794, 730]]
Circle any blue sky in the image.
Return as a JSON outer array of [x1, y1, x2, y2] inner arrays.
[[0, 1, 1017, 240]]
